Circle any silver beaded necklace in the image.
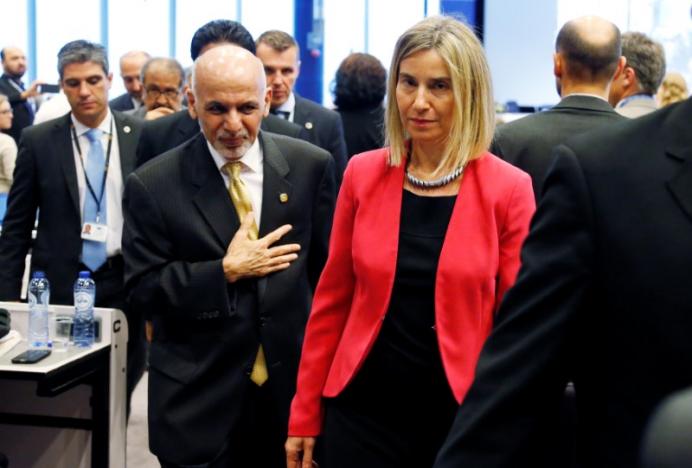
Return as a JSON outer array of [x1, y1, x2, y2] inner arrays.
[[405, 162, 465, 189]]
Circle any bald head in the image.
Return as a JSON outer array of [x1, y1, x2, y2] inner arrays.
[[189, 45, 271, 161], [119, 50, 150, 100], [556, 16, 622, 85], [192, 44, 266, 96]]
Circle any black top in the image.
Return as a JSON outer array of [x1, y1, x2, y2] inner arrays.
[[337, 190, 458, 415]]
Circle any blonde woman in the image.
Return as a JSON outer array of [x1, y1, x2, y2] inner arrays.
[[286, 16, 535, 468], [657, 71, 688, 107]]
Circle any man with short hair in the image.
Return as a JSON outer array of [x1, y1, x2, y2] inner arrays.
[[256, 30, 347, 183], [136, 20, 306, 167], [123, 44, 335, 468], [0, 47, 41, 143], [109, 50, 150, 112], [492, 16, 625, 200], [0, 40, 146, 410], [608, 31, 666, 118], [128, 57, 184, 120]]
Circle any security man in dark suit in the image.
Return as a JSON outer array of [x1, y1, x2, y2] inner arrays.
[[256, 30, 348, 184], [136, 20, 305, 168], [123, 44, 335, 468], [0, 40, 146, 409], [492, 16, 626, 200], [0, 47, 40, 143], [434, 97, 692, 468]]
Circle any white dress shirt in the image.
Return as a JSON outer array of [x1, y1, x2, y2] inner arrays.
[[207, 137, 264, 229], [70, 110, 124, 257], [274, 92, 297, 122]]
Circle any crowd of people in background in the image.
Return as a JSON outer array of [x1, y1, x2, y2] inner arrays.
[[0, 10, 691, 468]]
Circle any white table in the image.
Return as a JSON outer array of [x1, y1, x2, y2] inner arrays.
[[0, 303, 128, 468]]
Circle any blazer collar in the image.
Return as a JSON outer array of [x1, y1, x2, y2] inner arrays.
[[664, 99, 692, 221], [186, 134, 238, 248], [113, 111, 137, 178], [56, 113, 80, 213], [554, 94, 616, 113], [257, 131, 291, 237]]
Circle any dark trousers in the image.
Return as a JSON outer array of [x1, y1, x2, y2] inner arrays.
[[158, 381, 286, 468]]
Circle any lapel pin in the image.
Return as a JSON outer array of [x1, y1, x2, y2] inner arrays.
[[279, 193, 289, 203], [123, 125, 131, 134], [305, 122, 313, 130]]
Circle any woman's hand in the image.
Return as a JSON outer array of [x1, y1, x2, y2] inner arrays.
[[285, 436, 316, 468]]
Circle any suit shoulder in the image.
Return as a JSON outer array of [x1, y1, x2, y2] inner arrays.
[[263, 132, 331, 163], [296, 96, 340, 120], [475, 151, 532, 183], [133, 134, 196, 182]]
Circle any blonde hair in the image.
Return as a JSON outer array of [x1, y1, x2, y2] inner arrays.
[[385, 15, 495, 173], [658, 72, 688, 108]]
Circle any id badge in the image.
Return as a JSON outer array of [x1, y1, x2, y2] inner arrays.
[[81, 222, 108, 242]]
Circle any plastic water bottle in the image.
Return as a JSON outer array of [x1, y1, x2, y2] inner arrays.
[[28, 270, 51, 348], [73, 271, 96, 348]]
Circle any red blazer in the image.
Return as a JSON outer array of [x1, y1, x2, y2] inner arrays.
[[289, 148, 535, 435]]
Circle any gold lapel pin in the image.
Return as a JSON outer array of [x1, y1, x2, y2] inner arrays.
[[305, 122, 313, 130], [279, 193, 289, 203], [123, 125, 131, 134]]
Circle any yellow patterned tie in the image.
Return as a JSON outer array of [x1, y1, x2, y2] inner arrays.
[[224, 162, 268, 386]]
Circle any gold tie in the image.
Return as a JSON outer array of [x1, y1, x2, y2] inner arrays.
[[224, 162, 268, 386]]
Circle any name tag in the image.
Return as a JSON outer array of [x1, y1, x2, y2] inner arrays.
[[81, 222, 108, 243]]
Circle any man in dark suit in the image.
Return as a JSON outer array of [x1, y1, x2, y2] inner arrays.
[[492, 16, 625, 200], [109, 50, 150, 112], [136, 19, 306, 167], [433, 98, 692, 468], [0, 40, 146, 408], [0, 47, 40, 143], [256, 30, 348, 183], [123, 44, 335, 467]]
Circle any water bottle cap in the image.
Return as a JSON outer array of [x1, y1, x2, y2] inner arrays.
[[32, 270, 46, 279], [78, 271, 91, 278]]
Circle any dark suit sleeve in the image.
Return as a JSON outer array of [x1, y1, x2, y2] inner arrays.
[[434, 145, 596, 467], [123, 172, 232, 319], [0, 134, 39, 300], [307, 156, 336, 291]]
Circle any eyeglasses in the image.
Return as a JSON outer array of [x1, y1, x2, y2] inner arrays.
[[145, 86, 180, 100]]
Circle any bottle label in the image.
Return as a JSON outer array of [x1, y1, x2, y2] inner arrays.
[[75, 291, 94, 311]]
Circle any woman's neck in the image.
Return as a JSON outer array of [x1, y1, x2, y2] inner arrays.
[[409, 141, 445, 173]]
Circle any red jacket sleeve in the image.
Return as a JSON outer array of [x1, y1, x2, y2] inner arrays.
[[288, 157, 358, 436]]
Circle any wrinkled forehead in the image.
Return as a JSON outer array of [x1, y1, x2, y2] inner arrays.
[[193, 50, 266, 96]]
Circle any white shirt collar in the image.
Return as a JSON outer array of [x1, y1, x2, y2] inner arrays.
[[275, 92, 296, 117], [206, 135, 263, 174], [70, 109, 113, 136]]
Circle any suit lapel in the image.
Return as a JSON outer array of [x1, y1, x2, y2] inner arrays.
[[114, 112, 137, 178], [665, 100, 692, 222], [256, 132, 293, 304], [258, 132, 293, 235], [187, 135, 238, 248], [292, 94, 313, 131], [56, 114, 80, 214]]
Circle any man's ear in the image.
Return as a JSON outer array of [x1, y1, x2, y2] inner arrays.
[[106, 72, 113, 90], [553, 53, 562, 78], [612, 56, 627, 81], [187, 89, 197, 119]]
